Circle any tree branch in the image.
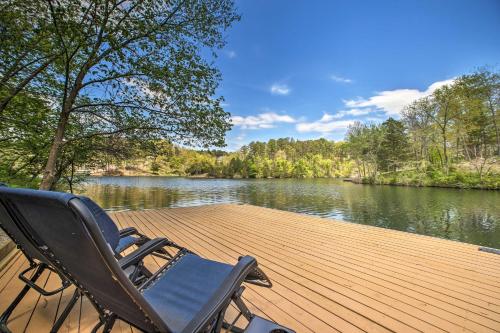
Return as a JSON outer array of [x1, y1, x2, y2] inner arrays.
[[80, 72, 145, 89]]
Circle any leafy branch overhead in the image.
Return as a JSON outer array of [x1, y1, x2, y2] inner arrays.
[[0, 0, 240, 189]]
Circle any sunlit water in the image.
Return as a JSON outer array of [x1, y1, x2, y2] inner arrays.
[[79, 177, 500, 247]]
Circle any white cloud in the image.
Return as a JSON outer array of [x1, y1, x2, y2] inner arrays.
[[270, 83, 291, 95], [331, 108, 373, 119], [330, 75, 353, 83], [343, 79, 455, 116], [293, 78, 456, 135], [225, 132, 247, 151], [226, 50, 237, 59], [296, 114, 355, 134], [231, 111, 296, 130]]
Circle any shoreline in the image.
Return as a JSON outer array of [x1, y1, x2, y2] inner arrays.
[[87, 174, 499, 190], [348, 178, 499, 191]]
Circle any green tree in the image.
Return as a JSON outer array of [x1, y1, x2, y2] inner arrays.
[[402, 98, 436, 169], [378, 118, 409, 171], [347, 122, 385, 180], [456, 69, 499, 156], [0, 2, 59, 113], [292, 158, 313, 178], [424, 85, 461, 172], [0, 92, 54, 187], [1, 0, 240, 190], [273, 158, 292, 178]]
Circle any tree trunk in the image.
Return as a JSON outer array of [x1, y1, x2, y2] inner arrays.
[[67, 159, 75, 193], [355, 160, 362, 178], [39, 109, 71, 190], [442, 130, 448, 174], [39, 52, 88, 190], [436, 148, 443, 169], [488, 98, 500, 156]]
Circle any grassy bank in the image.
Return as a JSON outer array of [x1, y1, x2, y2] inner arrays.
[[357, 170, 500, 190]]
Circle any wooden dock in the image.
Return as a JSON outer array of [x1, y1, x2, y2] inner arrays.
[[0, 204, 499, 332]]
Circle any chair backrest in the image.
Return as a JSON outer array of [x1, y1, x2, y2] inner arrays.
[[77, 196, 121, 250], [0, 192, 124, 269], [0, 187, 170, 332], [0, 192, 50, 265]]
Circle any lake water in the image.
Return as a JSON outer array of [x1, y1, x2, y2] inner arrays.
[[79, 177, 500, 248]]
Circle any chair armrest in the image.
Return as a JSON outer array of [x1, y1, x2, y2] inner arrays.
[[118, 238, 181, 270], [181, 256, 258, 333], [119, 227, 140, 238], [115, 228, 150, 255], [244, 266, 273, 288]]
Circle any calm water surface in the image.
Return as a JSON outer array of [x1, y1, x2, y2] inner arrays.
[[79, 177, 500, 247]]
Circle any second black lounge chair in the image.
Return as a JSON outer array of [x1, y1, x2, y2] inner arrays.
[[0, 187, 293, 333], [77, 196, 151, 256]]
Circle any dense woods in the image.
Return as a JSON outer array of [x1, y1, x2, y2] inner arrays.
[[89, 138, 352, 179], [346, 69, 499, 188], [77, 68, 499, 189], [1, 64, 498, 190]]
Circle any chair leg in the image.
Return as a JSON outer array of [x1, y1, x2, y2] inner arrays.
[[213, 308, 227, 333], [220, 287, 254, 333], [232, 289, 252, 321], [0, 264, 46, 333], [90, 314, 116, 333], [90, 320, 104, 333], [50, 289, 80, 333], [102, 315, 116, 333]]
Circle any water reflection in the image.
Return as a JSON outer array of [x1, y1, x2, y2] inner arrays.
[[79, 177, 500, 247]]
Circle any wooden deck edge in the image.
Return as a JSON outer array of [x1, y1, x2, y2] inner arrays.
[[0, 236, 15, 260], [0, 245, 17, 272]]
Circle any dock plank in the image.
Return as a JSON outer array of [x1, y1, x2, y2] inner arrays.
[[0, 204, 499, 332]]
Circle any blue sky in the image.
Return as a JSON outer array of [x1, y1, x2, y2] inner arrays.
[[214, 0, 500, 150]]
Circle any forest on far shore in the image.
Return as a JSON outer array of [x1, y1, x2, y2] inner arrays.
[[81, 69, 499, 190], [1, 69, 499, 190]]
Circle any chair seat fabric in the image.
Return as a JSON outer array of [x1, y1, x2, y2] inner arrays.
[[142, 254, 233, 333]]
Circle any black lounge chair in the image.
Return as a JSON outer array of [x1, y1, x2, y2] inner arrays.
[[0, 188, 294, 333], [0, 189, 155, 332]]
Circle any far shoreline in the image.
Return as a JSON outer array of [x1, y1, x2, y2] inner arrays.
[[86, 173, 499, 191]]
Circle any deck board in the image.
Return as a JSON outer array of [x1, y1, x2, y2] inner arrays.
[[0, 204, 499, 332]]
